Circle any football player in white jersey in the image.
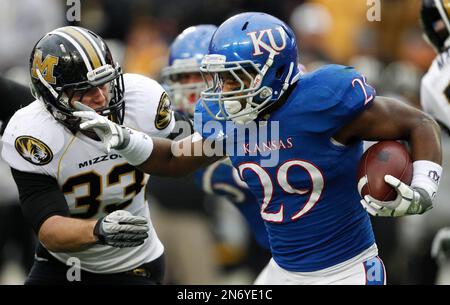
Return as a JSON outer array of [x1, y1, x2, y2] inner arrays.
[[1, 26, 176, 284], [420, 0, 450, 284]]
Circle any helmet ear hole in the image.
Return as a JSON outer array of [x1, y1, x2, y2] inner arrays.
[[276, 65, 285, 79]]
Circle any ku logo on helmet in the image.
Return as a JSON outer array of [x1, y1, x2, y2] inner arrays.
[[247, 26, 287, 56], [31, 50, 59, 85]]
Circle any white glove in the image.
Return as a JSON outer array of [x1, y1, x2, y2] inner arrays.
[[93, 210, 149, 248], [73, 102, 126, 153], [72, 102, 153, 166], [360, 175, 433, 217]]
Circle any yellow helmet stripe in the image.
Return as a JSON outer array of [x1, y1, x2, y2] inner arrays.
[[444, 0, 450, 18], [60, 26, 102, 69], [52, 30, 93, 71], [71, 27, 106, 66]]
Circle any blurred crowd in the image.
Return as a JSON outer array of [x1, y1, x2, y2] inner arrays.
[[0, 0, 448, 284]]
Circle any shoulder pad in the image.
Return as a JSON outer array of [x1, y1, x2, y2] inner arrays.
[[1, 101, 65, 175], [287, 65, 376, 134], [122, 73, 175, 138]]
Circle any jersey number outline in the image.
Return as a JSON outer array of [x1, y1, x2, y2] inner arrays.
[[62, 163, 145, 218], [238, 159, 324, 223], [352, 76, 374, 105]]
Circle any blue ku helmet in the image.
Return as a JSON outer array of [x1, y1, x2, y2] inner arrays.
[[200, 12, 301, 124], [161, 25, 217, 115]]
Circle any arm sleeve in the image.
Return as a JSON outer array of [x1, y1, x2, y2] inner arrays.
[[10, 167, 70, 234]]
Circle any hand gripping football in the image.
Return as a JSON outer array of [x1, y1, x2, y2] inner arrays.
[[357, 141, 413, 201]]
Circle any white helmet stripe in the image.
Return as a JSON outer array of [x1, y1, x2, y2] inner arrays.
[[51, 30, 93, 71], [72, 27, 106, 66]]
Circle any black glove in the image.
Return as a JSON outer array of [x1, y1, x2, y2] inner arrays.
[[93, 210, 149, 248]]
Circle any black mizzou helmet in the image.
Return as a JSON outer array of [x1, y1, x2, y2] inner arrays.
[[421, 0, 450, 53], [29, 26, 125, 132]]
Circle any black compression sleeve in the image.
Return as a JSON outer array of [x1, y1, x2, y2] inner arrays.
[[10, 167, 70, 234]]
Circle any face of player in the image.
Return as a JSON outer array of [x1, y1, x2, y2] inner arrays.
[[68, 83, 110, 110], [221, 71, 252, 94], [220, 71, 254, 114], [178, 72, 203, 84], [178, 72, 204, 104], [220, 70, 255, 112]]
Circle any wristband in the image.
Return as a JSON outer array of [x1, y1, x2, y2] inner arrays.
[[116, 127, 154, 166], [410, 160, 442, 201]]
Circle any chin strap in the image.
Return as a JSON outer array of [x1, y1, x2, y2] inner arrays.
[[253, 51, 275, 88], [36, 69, 59, 99], [248, 51, 276, 104], [36, 68, 74, 110], [278, 62, 295, 100]]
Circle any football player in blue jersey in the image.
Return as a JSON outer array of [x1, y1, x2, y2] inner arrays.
[[162, 24, 270, 251], [74, 12, 442, 284]]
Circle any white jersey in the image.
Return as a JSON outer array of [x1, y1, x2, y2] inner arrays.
[[421, 49, 450, 130], [1, 73, 175, 273]]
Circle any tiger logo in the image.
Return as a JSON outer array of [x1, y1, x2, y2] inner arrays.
[[155, 92, 173, 130], [15, 136, 53, 166]]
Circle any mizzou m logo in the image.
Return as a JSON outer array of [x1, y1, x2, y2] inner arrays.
[[31, 50, 59, 85], [247, 26, 287, 56]]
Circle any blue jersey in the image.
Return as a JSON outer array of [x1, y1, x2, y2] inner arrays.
[[195, 161, 270, 249], [194, 65, 376, 272]]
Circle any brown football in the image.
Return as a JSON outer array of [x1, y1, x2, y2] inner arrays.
[[357, 141, 413, 201]]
